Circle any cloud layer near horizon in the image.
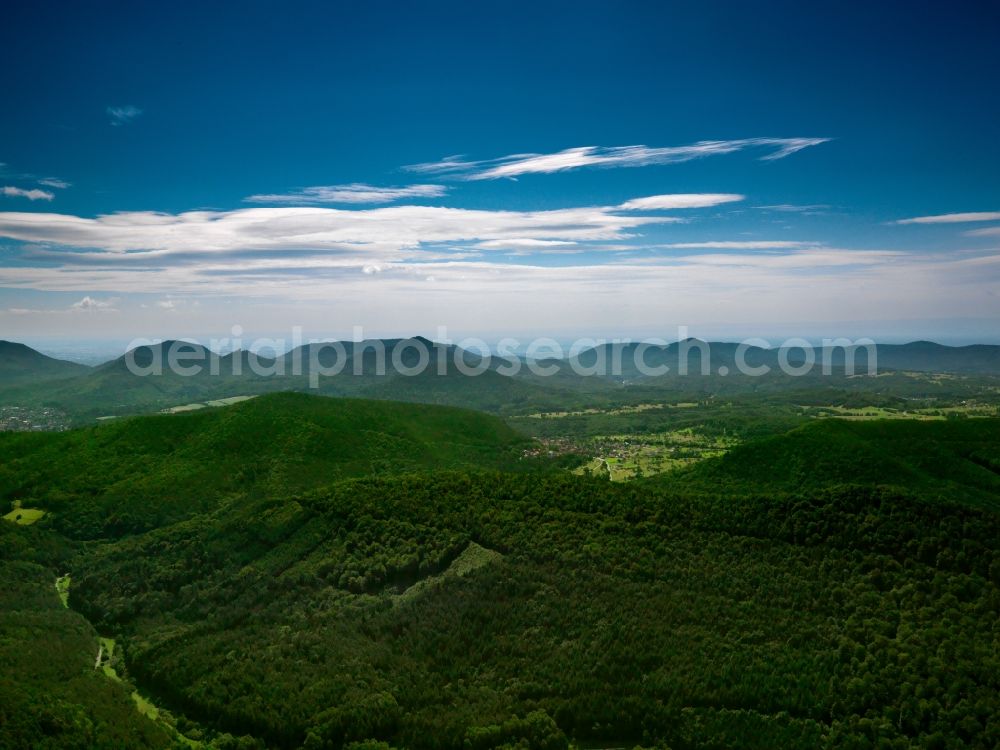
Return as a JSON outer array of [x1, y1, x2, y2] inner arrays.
[[0, 194, 743, 258], [3, 246, 998, 341], [2, 174, 999, 336]]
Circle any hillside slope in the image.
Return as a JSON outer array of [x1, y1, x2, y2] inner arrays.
[[64, 472, 1000, 749], [0, 340, 91, 384], [0, 392, 530, 537], [673, 417, 1000, 507]]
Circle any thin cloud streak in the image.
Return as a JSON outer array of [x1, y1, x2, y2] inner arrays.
[[672, 249, 906, 268], [405, 138, 830, 180], [617, 194, 744, 210], [757, 204, 831, 212], [894, 211, 1000, 224], [654, 240, 818, 250], [2, 186, 55, 201], [474, 239, 578, 249], [0, 164, 71, 191], [244, 183, 448, 205], [966, 226, 1000, 237]]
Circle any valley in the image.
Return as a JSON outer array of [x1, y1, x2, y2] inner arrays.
[[1, 374, 999, 748]]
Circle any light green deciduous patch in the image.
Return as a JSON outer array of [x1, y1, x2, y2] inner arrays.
[[55, 574, 70, 607], [396, 542, 503, 603], [3, 507, 45, 525]]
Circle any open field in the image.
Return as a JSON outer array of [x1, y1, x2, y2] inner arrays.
[[55, 574, 70, 607], [3, 507, 45, 525], [97, 636, 118, 679], [162, 395, 257, 414], [523, 401, 700, 419], [132, 691, 161, 722], [807, 403, 1000, 420]]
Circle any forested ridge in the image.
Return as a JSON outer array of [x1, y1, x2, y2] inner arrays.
[[674, 418, 1000, 509], [1, 394, 999, 748], [0, 393, 531, 538]]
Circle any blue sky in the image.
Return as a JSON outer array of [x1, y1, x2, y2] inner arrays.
[[1, 0, 999, 347]]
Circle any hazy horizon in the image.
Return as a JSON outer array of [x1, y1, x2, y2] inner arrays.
[[10, 325, 1000, 367]]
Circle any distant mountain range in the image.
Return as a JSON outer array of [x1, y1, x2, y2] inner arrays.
[[574, 338, 1000, 379], [2, 337, 1000, 424], [0, 338, 580, 422], [7, 337, 1000, 377]]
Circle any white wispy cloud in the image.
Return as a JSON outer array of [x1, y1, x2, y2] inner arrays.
[[0, 201, 684, 257], [474, 239, 579, 249], [244, 183, 448, 205], [5, 296, 119, 316], [71, 296, 118, 311], [757, 204, 830, 214], [671, 249, 905, 268], [894, 211, 1000, 225], [655, 240, 819, 250], [618, 193, 744, 210], [405, 138, 830, 180], [966, 226, 1000, 237], [0, 163, 70, 191], [472, 239, 586, 256], [107, 105, 143, 126], [2, 186, 55, 201]]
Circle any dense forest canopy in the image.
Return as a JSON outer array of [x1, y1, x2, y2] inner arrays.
[[2, 391, 999, 748]]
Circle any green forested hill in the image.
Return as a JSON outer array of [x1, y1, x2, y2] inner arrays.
[[63, 473, 1000, 749], [0, 340, 91, 383], [2, 396, 999, 749], [673, 417, 1000, 507], [0, 392, 530, 537]]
